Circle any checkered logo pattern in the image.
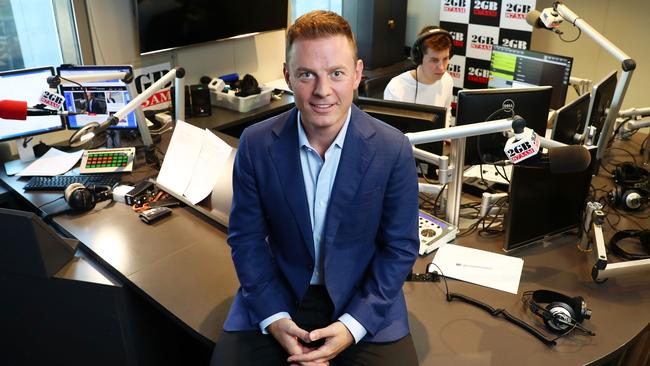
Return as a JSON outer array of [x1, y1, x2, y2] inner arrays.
[[441, 0, 536, 91]]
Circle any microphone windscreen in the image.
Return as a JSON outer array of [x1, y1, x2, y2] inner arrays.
[[525, 10, 542, 27], [0, 99, 28, 120], [548, 145, 591, 174], [199, 75, 212, 85]]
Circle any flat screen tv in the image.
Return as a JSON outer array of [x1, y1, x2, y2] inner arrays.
[[136, 0, 289, 55]]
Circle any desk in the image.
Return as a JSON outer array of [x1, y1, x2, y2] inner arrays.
[[185, 93, 294, 137], [1, 130, 648, 365]]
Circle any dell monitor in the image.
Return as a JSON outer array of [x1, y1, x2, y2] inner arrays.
[[488, 45, 573, 110], [355, 97, 446, 179], [503, 158, 593, 252], [584, 70, 617, 144], [0, 67, 65, 144], [455, 86, 552, 165], [57, 65, 138, 130], [551, 92, 591, 145]]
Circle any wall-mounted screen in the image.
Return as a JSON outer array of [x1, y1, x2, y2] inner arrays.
[[136, 0, 289, 55]]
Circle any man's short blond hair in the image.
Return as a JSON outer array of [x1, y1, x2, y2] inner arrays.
[[286, 10, 358, 62]]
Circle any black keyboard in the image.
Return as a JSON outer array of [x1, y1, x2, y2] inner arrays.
[[24, 174, 122, 191]]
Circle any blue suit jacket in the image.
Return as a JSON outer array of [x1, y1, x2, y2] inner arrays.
[[223, 105, 419, 342]]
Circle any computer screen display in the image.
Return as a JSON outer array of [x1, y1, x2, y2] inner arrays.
[[355, 97, 446, 178], [0, 67, 65, 143], [503, 160, 593, 252], [57, 65, 138, 130], [584, 70, 617, 144], [551, 92, 591, 145], [455, 86, 552, 165], [488, 45, 573, 110]]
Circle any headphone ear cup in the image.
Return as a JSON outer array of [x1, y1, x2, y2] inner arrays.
[[608, 185, 622, 208], [64, 183, 96, 212], [544, 302, 576, 333]]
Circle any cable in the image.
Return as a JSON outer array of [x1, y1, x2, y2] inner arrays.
[[559, 25, 581, 42], [426, 263, 561, 346], [37, 196, 64, 209], [414, 67, 419, 104]]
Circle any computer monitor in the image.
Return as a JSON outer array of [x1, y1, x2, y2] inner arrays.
[[551, 92, 591, 145], [57, 65, 138, 130], [503, 160, 593, 252], [355, 97, 446, 178], [0, 67, 65, 143], [584, 70, 617, 144], [488, 45, 573, 110], [455, 86, 552, 165]]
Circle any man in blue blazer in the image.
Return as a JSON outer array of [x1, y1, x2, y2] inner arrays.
[[212, 11, 419, 366]]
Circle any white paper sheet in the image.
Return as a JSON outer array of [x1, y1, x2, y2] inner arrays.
[[183, 130, 234, 204], [431, 244, 524, 294], [156, 120, 204, 195], [16, 148, 84, 176], [156, 120, 234, 204]]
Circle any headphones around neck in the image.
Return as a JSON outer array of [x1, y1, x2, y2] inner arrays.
[[525, 290, 595, 336], [411, 27, 454, 66], [64, 183, 113, 212]]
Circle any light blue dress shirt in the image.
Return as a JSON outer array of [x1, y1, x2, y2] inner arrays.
[[259, 108, 367, 344]]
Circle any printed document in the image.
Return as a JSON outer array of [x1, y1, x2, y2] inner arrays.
[[431, 244, 524, 294]]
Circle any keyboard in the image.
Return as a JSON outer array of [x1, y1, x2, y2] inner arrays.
[[79, 147, 136, 174], [24, 174, 122, 191]]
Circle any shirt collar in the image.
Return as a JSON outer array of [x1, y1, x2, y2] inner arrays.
[[297, 108, 351, 150]]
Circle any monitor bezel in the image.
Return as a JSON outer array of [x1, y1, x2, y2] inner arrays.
[[583, 70, 617, 143], [0, 66, 66, 143], [56, 64, 138, 130]]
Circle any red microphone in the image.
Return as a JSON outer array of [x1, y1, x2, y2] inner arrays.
[[0, 99, 79, 120], [0, 100, 28, 120]]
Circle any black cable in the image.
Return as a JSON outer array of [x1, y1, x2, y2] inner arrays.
[[432, 184, 447, 217], [37, 196, 64, 209], [559, 25, 581, 42], [476, 108, 515, 165], [59, 76, 91, 111], [426, 263, 560, 346]]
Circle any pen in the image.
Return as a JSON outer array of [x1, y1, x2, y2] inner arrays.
[[456, 263, 492, 270]]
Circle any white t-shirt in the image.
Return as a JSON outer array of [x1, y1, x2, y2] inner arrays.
[[384, 70, 454, 127]]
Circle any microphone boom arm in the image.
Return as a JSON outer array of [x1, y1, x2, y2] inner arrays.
[[552, 2, 636, 162]]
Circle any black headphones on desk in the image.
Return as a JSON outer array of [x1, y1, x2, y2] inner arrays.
[[608, 163, 650, 210], [524, 290, 595, 335], [64, 183, 113, 212]]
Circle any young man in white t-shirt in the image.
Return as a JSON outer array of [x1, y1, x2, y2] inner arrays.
[[384, 26, 454, 127]]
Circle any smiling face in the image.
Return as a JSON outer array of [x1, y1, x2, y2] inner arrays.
[[284, 35, 363, 137]]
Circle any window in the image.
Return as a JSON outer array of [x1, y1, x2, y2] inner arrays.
[[0, 0, 80, 72], [291, 0, 342, 22]]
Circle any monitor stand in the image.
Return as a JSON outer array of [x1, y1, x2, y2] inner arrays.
[[3, 139, 36, 176]]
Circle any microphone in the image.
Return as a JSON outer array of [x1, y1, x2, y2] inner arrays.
[[525, 10, 547, 29], [525, 9, 564, 34], [504, 116, 541, 164], [0, 99, 78, 120], [547, 145, 591, 174]]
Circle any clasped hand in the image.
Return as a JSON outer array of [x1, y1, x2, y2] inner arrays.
[[267, 318, 354, 366]]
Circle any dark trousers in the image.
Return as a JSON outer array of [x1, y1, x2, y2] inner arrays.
[[211, 286, 419, 366]]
